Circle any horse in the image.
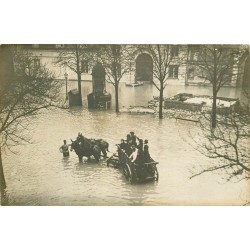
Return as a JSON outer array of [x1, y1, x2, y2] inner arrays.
[[70, 137, 101, 163], [89, 139, 109, 158]]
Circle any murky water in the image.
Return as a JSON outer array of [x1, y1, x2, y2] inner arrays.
[[1, 82, 249, 205]]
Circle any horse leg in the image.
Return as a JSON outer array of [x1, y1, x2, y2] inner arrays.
[[106, 143, 109, 152], [94, 154, 100, 163], [78, 155, 83, 162], [101, 148, 107, 158]]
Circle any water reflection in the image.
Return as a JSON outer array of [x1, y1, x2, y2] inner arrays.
[[62, 157, 72, 168], [69, 80, 243, 109], [1, 83, 248, 205], [126, 182, 159, 206]]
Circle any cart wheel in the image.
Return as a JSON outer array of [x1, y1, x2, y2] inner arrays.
[[154, 165, 159, 181], [126, 164, 134, 184]]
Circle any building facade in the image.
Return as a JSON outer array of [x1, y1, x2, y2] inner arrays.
[[23, 44, 247, 87]]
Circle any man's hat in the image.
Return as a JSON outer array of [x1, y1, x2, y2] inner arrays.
[[144, 139, 148, 143]]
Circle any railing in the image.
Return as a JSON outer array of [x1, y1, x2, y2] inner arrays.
[[117, 145, 159, 167], [144, 161, 159, 165], [117, 145, 133, 166]]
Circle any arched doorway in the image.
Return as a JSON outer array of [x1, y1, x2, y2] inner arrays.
[[135, 53, 153, 83], [92, 63, 106, 95], [87, 63, 111, 110]]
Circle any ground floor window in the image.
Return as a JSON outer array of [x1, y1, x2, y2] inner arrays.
[[33, 58, 40, 68], [188, 68, 194, 80], [81, 60, 89, 73], [169, 65, 179, 78]]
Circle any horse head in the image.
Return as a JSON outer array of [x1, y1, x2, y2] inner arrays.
[[70, 139, 80, 152]]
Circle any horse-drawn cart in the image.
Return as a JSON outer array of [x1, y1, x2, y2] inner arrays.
[[107, 145, 159, 184]]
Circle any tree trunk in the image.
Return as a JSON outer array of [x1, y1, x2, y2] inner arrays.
[[75, 45, 83, 106], [212, 86, 217, 128], [115, 83, 119, 113], [212, 48, 217, 128], [159, 82, 164, 119], [0, 146, 6, 191], [77, 72, 83, 106]]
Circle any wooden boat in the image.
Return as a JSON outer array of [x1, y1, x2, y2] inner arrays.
[[125, 81, 144, 87], [107, 145, 159, 184]]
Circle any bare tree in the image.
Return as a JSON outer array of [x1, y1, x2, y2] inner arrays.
[[188, 45, 245, 128], [186, 47, 250, 205], [96, 44, 134, 112], [0, 45, 62, 190], [189, 84, 250, 183], [138, 45, 186, 119], [56, 45, 94, 106]]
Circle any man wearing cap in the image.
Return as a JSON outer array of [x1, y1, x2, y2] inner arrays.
[[143, 139, 151, 162], [130, 131, 137, 146]]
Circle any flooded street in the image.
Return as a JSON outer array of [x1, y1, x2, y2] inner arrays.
[[1, 82, 249, 205]]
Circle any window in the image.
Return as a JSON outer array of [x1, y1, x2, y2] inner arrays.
[[188, 46, 198, 61], [39, 44, 56, 49], [188, 68, 194, 80], [81, 60, 88, 73], [169, 65, 179, 78], [189, 49, 195, 61], [33, 58, 40, 68], [56, 44, 65, 48], [111, 45, 121, 57], [112, 62, 121, 77], [171, 45, 179, 57]]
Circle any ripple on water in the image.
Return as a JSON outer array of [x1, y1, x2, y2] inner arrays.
[[1, 84, 249, 205]]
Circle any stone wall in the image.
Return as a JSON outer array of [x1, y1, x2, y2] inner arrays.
[[165, 100, 202, 112], [164, 93, 239, 115]]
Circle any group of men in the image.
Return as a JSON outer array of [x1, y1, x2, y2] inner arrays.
[[119, 132, 151, 164]]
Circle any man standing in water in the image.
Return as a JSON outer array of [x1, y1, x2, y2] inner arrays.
[[59, 140, 70, 157]]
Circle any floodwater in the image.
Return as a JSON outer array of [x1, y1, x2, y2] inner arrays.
[[1, 82, 249, 205]]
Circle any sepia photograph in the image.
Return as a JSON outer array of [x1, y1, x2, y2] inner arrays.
[[0, 44, 249, 206], [0, 1, 249, 249]]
